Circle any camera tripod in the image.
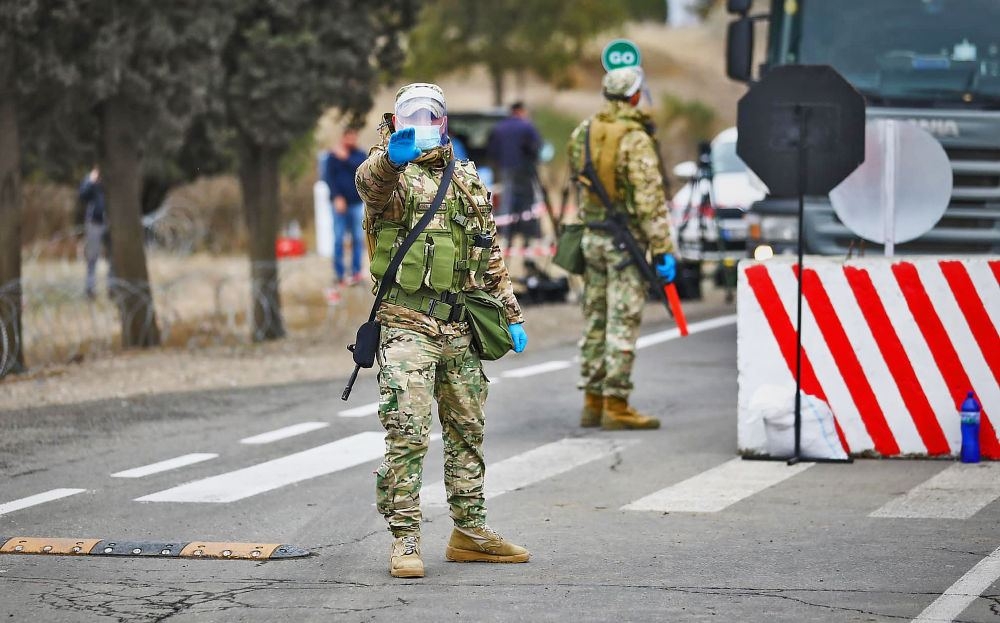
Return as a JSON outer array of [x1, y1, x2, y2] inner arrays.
[[675, 142, 736, 303]]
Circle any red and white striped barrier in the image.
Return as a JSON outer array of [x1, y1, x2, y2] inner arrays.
[[738, 257, 1000, 459]]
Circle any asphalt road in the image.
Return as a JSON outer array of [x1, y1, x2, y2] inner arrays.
[[1, 313, 999, 622]]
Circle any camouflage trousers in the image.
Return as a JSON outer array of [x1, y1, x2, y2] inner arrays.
[[375, 325, 489, 536], [579, 230, 646, 400]]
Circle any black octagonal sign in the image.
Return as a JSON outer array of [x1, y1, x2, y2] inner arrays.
[[737, 65, 865, 198]]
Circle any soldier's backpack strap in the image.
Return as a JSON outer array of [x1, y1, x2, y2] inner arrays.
[[579, 123, 622, 221]]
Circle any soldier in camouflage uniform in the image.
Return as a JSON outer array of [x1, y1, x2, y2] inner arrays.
[[567, 66, 676, 431], [356, 83, 530, 578]]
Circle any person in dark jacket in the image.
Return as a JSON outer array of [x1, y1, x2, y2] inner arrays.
[[486, 102, 542, 245], [323, 128, 368, 291], [78, 167, 111, 299]]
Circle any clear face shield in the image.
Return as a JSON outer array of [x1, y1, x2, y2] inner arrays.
[[394, 95, 448, 150]]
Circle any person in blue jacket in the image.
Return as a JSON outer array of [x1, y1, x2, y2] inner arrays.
[[78, 167, 112, 299], [323, 128, 368, 289]]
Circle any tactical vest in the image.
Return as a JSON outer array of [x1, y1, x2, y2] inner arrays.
[[579, 116, 646, 221], [368, 161, 494, 321]]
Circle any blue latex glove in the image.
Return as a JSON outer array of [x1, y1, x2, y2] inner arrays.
[[509, 323, 528, 353], [655, 254, 677, 283], [387, 127, 422, 166]]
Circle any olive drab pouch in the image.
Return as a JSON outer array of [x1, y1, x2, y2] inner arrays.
[[398, 238, 426, 294], [427, 233, 456, 292], [553, 222, 586, 275], [370, 225, 401, 280], [464, 289, 514, 361], [342, 158, 456, 401]]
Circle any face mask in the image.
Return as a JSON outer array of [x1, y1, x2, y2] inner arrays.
[[412, 125, 442, 151]]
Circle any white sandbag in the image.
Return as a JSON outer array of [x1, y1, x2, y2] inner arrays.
[[748, 384, 848, 460]]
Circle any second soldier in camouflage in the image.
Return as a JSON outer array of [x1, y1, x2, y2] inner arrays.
[[567, 66, 676, 431]]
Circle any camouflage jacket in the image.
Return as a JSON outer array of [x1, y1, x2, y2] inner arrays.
[[567, 101, 674, 256], [356, 115, 524, 337]]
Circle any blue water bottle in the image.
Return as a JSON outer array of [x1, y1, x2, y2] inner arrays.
[[959, 391, 981, 464]]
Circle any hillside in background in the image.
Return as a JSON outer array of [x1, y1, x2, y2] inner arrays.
[[24, 9, 751, 252], [321, 12, 748, 177]]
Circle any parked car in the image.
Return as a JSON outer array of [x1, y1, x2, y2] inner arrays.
[[670, 127, 766, 263], [446, 110, 507, 192]]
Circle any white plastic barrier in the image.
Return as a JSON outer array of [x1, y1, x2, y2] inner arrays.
[[313, 181, 333, 259], [738, 256, 999, 459]]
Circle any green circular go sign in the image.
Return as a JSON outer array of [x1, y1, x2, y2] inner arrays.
[[602, 39, 641, 71]]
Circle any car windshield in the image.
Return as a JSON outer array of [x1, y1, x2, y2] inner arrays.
[[777, 0, 1000, 106], [446, 113, 504, 164], [712, 140, 747, 175]]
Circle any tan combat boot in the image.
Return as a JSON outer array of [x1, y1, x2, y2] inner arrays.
[[580, 392, 603, 427], [601, 396, 661, 430], [445, 526, 530, 563], [390, 534, 424, 578]]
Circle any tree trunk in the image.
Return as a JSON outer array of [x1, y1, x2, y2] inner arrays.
[[100, 97, 160, 348], [0, 54, 25, 376], [238, 141, 285, 342], [489, 65, 505, 108]]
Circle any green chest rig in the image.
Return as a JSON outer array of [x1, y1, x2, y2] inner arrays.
[[369, 161, 494, 322]]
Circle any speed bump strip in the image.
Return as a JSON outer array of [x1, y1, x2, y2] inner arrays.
[[178, 542, 279, 559], [92, 540, 185, 557], [0, 537, 309, 559], [1, 537, 102, 555]]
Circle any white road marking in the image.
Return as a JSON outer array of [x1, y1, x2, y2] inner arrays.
[[622, 458, 813, 513], [491, 315, 736, 381], [500, 360, 571, 378], [870, 462, 1000, 519], [635, 314, 737, 349], [240, 422, 329, 445], [339, 402, 379, 418], [0, 488, 87, 516], [336, 315, 735, 405], [422, 438, 639, 506], [136, 432, 386, 503], [912, 543, 1000, 623], [111, 453, 218, 478]]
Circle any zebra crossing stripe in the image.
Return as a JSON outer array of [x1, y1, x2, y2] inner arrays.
[[136, 432, 386, 503], [112, 453, 218, 478], [422, 438, 640, 506], [912, 543, 1000, 623], [499, 360, 571, 378], [870, 462, 1000, 520], [240, 422, 329, 445], [339, 402, 379, 418], [0, 489, 87, 517], [622, 458, 813, 513]]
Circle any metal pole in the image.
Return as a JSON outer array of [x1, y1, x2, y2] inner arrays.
[[790, 104, 808, 466], [883, 120, 897, 257]]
